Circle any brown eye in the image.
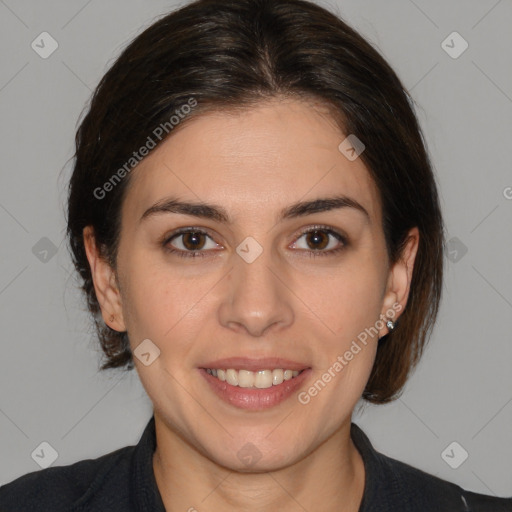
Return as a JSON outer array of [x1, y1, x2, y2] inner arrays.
[[291, 226, 347, 257], [181, 231, 207, 250], [304, 230, 330, 250], [164, 228, 221, 257]]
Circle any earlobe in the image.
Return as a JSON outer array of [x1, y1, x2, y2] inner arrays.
[[379, 227, 420, 338], [83, 226, 126, 332]]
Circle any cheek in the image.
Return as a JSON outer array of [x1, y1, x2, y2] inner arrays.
[[118, 251, 218, 342], [298, 261, 384, 341]]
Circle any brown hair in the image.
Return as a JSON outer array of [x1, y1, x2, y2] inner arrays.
[[66, 0, 445, 403]]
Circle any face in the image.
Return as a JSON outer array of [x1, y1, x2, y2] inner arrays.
[[85, 98, 417, 471]]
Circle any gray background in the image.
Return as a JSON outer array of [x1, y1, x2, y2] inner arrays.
[[1, 0, 511, 498]]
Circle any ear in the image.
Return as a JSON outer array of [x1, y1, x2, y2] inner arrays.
[[378, 227, 419, 338], [83, 226, 126, 332]]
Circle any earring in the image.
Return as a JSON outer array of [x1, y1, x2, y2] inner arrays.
[[379, 317, 396, 341], [109, 314, 115, 323]]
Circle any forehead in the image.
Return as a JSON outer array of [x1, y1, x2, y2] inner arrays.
[[123, 98, 382, 226]]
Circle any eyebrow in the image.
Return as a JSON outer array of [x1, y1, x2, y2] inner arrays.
[[140, 195, 370, 224]]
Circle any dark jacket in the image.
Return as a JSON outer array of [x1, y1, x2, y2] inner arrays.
[[1, 416, 510, 511]]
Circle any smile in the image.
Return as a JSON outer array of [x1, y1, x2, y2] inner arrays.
[[204, 368, 303, 388], [199, 366, 312, 410]]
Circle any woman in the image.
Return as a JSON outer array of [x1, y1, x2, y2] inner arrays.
[[1, 0, 510, 510]]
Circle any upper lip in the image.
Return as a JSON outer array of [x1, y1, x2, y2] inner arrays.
[[200, 357, 310, 372]]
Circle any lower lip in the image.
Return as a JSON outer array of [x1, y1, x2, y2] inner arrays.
[[199, 368, 312, 410]]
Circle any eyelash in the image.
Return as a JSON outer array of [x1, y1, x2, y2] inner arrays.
[[162, 225, 348, 259]]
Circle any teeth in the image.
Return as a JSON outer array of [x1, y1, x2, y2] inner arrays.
[[205, 368, 302, 388], [226, 368, 239, 386], [238, 370, 254, 388]]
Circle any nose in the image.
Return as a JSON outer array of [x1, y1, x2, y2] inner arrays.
[[217, 246, 295, 337]]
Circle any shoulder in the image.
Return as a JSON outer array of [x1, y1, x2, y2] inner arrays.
[[383, 454, 512, 511], [0, 444, 135, 512], [351, 423, 512, 512]]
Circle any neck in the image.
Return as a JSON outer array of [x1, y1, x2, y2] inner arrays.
[[152, 414, 365, 512]]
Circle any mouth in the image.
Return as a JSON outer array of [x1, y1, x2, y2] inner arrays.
[[198, 357, 311, 410], [202, 368, 305, 389]]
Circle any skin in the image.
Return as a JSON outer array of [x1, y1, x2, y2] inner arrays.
[[84, 97, 419, 512]]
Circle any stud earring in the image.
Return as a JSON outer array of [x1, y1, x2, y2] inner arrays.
[[379, 317, 396, 341], [109, 314, 115, 323]]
